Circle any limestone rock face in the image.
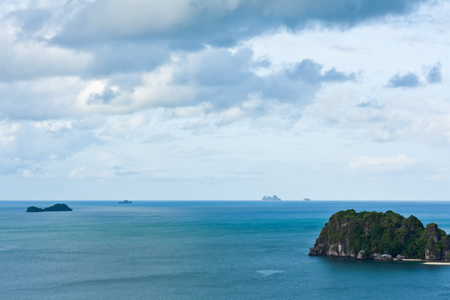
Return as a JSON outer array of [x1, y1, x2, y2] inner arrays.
[[357, 250, 366, 260], [309, 210, 365, 258], [422, 223, 450, 260]]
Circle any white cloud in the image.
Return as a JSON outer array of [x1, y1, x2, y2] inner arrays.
[[0, 39, 91, 81], [218, 106, 247, 125], [349, 154, 418, 173], [0, 121, 19, 148], [32, 120, 73, 132]]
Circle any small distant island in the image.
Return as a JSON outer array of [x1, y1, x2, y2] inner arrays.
[[26, 203, 73, 212], [309, 209, 450, 261], [119, 200, 132, 204], [303, 198, 311, 202], [261, 195, 281, 201]]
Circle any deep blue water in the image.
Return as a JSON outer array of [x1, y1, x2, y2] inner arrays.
[[1, 201, 450, 299]]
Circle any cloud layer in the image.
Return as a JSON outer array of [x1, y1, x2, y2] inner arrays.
[[1, 0, 450, 200]]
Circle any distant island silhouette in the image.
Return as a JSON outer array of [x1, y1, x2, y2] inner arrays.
[[26, 203, 73, 212], [261, 195, 281, 201]]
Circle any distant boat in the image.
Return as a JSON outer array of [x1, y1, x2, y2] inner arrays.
[[118, 200, 132, 204], [302, 198, 311, 202]]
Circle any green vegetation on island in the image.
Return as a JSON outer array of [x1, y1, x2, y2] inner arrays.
[[26, 203, 73, 212], [309, 209, 450, 261]]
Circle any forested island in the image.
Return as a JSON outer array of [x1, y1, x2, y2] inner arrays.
[[26, 203, 73, 212], [309, 209, 450, 261]]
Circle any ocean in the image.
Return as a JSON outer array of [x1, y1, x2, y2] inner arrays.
[[1, 201, 450, 299]]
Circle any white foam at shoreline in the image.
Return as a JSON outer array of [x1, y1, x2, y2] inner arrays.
[[422, 262, 450, 266]]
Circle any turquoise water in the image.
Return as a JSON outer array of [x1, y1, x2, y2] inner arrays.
[[1, 201, 450, 299]]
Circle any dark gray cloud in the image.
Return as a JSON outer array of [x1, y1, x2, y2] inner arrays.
[[49, 0, 429, 76], [426, 62, 442, 84], [187, 48, 257, 87], [55, 0, 428, 45], [287, 60, 356, 83], [357, 99, 382, 109], [10, 8, 52, 35], [173, 48, 356, 109], [87, 87, 119, 105], [0, 0, 431, 81], [387, 72, 420, 88], [86, 43, 171, 76]]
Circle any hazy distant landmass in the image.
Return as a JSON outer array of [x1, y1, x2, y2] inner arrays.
[[261, 195, 281, 201], [309, 209, 450, 261], [303, 198, 311, 202], [118, 200, 132, 204], [26, 203, 73, 212]]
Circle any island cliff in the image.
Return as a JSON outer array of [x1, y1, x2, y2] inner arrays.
[[26, 203, 73, 212], [309, 209, 450, 261]]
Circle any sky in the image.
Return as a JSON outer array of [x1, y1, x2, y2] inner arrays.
[[0, 0, 449, 201]]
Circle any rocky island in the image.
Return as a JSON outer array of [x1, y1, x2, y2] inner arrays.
[[261, 195, 281, 201], [309, 209, 450, 261], [26, 203, 73, 212]]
